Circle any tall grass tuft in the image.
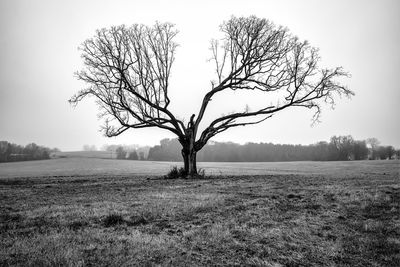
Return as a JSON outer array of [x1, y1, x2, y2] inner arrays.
[[102, 213, 125, 227], [164, 166, 207, 179], [164, 166, 186, 179]]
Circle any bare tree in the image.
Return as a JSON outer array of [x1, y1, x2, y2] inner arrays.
[[366, 137, 380, 159], [70, 16, 353, 176]]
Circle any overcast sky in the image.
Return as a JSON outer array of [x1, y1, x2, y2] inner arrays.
[[0, 0, 399, 151]]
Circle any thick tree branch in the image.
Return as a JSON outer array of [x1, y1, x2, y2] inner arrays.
[[70, 23, 185, 138], [195, 16, 353, 146]]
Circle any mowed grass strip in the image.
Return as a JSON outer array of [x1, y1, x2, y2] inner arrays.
[[0, 172, 399, 266]]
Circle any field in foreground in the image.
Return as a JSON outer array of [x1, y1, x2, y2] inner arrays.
[[0, 160, 399, 266]]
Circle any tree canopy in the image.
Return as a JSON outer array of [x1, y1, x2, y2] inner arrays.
[[70, 16, 353, 176]]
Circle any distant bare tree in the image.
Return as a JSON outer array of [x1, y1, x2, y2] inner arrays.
[[384, 146, 395, 160], [115, 146, 127, 159], [366, 137, 380, 159], [330, 135, 355, 160], [138, 151, 145, 160], [70, 16, 353, 176], [127, 150, 139, 160]]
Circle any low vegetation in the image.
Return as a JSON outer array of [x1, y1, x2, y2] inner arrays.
[[1, 161, 398, 266], [165, 166, 187, 179], [165, 166, 206, 179]]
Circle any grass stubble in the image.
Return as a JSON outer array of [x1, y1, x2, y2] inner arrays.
[[0, 166, 399, 266]]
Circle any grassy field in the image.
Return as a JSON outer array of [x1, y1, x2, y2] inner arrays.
[[53, 151, 117, 159], [0, 159, 399, 266], [0, 157, 397, 178]]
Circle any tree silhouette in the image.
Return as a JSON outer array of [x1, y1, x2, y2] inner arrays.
[[70, 16, 353, 176], [115, 146, 127, 159], [127, 150, 139, 160]]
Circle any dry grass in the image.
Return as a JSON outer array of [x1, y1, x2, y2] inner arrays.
[[0, 161, 399, 266]]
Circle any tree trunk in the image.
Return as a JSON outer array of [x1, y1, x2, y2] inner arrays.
[[188, 150, 197, 176], [180, 114, 198, 177], [182, 149, 189, 175], [181, 146, 197, 177]]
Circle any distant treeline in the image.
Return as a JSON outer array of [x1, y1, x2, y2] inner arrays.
[[100, 144, 150, 160], [147, 136, 399, 162], [0, 141, 59, 163]]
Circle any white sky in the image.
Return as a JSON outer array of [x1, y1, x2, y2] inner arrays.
[[0, 0, 399, 151]]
